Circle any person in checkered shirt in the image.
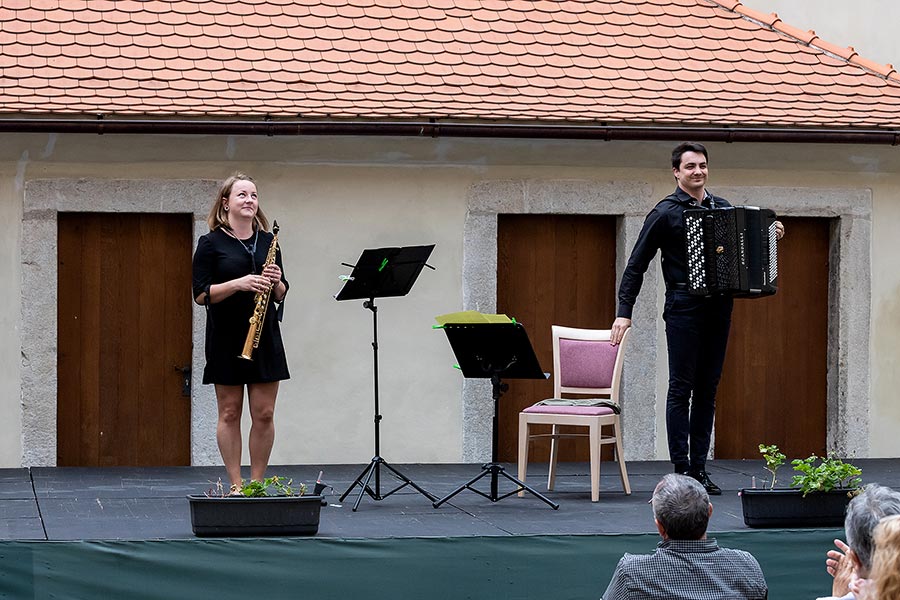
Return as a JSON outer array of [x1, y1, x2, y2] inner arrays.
[[602, 473, 767, 600]]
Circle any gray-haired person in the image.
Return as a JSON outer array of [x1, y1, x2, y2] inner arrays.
[[817, 483, 900, 600], [603, 473, 767, 600]]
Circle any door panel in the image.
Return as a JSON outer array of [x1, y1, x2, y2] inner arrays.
[[496, 214, 617, 462], [58, 213, 193, 466], [715, 217, 829, 459]]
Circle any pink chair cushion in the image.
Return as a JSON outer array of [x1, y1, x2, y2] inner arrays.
[[558, 338, 618, 389], [522, 404, 617, 416]]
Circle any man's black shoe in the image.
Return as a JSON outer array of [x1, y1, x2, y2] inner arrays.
[[691, 469, 722, 495]]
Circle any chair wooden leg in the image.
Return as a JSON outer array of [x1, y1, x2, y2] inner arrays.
[[589, 422, 601, 502], [517, 415, 529, 498], [547, 424, 559, 491], [614, 424, 631, 495]]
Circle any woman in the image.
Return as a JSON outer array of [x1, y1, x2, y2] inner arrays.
[[864, 514, 900, 599], [192, 173, 289, 492]]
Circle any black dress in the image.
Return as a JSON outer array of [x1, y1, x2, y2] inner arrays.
[[192, 227, 290, 385]]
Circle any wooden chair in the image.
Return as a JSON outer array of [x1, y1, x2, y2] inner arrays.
[[517, 325, 631, 502]]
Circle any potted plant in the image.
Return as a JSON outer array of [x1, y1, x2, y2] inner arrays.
[[187, 475, 325, 537], [739, 444, 862, 528]]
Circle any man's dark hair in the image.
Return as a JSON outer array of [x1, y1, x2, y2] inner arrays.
[[672, 142, 709, 169], [651, 473, 711, 540]]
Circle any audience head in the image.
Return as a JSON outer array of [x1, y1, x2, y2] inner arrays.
[[866, 514, 900, 600], [844, 484, 900, 577], [651, 473, 711, 540]]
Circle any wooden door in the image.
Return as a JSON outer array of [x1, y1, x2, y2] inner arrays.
[[715, 217, 829, 459], [496, 214, 617, 462], [57, 213, 193, 466]]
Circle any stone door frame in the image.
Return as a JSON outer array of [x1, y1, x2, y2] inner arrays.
[[21, 178, 219, 466]]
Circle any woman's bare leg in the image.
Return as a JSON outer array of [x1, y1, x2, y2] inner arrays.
[[247, 381, 279, 482], [215, 384, 245, 488]]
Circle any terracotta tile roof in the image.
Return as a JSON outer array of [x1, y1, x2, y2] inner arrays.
[[1, 0, 899, 128]]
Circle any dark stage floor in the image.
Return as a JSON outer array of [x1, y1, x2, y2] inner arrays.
[[2, 458, 898, 541]]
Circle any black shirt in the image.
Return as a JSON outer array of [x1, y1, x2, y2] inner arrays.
[[616, 187, 731, 319], [192, 227, 290, 385]]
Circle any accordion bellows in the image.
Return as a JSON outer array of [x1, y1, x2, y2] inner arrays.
[[684, 206, 778, 297]]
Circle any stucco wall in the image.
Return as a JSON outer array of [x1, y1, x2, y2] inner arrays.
[[0, 163, 24, 466], [870, 182, 900, 457], [1, 134, 898, 467]]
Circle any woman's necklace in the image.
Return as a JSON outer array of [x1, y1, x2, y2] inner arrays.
[[224, 226, 259, 273]]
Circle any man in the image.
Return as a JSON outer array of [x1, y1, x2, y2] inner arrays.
[[610, 142, 784, 495], [817, 484, 900, 599], [603, 473, 767, 600]]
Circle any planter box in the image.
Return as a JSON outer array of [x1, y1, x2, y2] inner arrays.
[[187, 494, 324, 537], [740, 487, 856, 528]]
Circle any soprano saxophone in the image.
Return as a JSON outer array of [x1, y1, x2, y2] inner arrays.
[[239, 221, 279, 361]]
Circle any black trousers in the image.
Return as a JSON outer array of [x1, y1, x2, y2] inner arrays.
[[663, 290, 733, 471]]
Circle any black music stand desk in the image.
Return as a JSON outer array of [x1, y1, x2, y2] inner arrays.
[[334, 245, 435, 303], [433, 322, 559, 509], [335, 244, 437, 511]]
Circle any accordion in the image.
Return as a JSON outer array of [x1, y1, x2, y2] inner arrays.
[[684, 206, 778, 297]]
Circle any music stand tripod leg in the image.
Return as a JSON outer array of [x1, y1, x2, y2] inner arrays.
[[495, 465, 559, 510], [432, 466, 494, 508], [433, 463, 558, 509], [381, 460, 438, 502], [341, 457, 436, 511], [340, 457, 380, 512]]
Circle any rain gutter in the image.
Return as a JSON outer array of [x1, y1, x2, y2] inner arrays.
[[0, 118, 898, 145]]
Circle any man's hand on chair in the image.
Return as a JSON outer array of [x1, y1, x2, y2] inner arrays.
[[611, 317, 631, 345]]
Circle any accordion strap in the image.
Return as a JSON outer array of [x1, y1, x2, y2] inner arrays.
[[666, 190, 717, 209]]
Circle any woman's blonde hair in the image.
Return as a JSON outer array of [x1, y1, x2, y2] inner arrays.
[[866, 514, 900, 600], [206, 172, 270, 231]]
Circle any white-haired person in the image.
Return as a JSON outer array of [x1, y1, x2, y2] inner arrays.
[[819, 484, 900, 599]]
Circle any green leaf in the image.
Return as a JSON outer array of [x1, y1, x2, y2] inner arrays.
[[759, 443, 786, 489], [790, 452, 862, 497]]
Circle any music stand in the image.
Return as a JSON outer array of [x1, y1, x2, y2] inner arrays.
[[335, 244, 437, 511], [433, 322, 559, 509]]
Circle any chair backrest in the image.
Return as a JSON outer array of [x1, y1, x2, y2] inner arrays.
[[551, 325, 630, 402]]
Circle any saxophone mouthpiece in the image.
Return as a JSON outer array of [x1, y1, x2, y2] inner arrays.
[[272, 220, 279, 235]]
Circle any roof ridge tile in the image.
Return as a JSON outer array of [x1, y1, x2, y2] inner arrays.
[[722, 1, 900, 84], [732, 3, 778, 26], [855, 56, 897, 79], [815, 39, 858, 62]]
